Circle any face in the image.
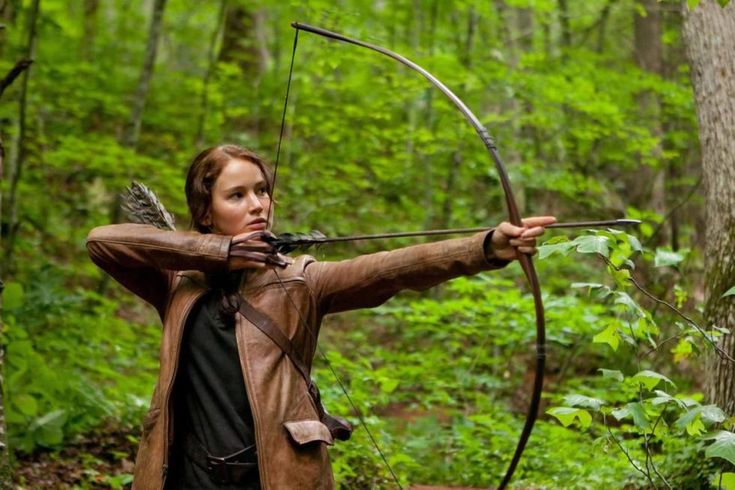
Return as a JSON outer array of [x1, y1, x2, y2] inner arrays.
[[205, 158, 272, 235]]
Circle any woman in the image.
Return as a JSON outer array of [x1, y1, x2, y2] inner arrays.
[[87, 144, 555, 489]]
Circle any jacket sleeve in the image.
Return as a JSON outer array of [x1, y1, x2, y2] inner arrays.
[[305, 231, 509, 316], [86, 224, 232, 315]]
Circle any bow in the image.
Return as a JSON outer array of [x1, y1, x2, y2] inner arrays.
[[272, 22, 545, 489]]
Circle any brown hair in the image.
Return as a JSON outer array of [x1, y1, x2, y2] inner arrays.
[[185, 144, 275, 233]]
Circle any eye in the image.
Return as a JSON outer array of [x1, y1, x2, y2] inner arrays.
[[256, 187, 269, 197], [229, 192, 243, 200]]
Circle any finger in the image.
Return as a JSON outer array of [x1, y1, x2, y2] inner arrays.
[[509, 238, 537, 247], [496, 221, 526, 238], [520, 226, 547, 239], [232, 230, 266, 245], [517, 246, 538, 256], [521, 216, 557, 228], [231, 241, 274, 254]]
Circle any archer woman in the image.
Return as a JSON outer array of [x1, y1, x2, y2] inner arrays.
[[86, 144, 555, 489]]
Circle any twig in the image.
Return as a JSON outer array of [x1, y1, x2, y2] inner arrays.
[[0, 59, 33, 98], [604, 414, 651, 483], [601, 256, 734, 364], [645, 175, 703, 247]]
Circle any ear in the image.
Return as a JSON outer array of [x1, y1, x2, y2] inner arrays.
[[202, 211, 212, 227]]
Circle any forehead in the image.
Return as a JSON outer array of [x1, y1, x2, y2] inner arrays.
[[214, 158, 265, 189]]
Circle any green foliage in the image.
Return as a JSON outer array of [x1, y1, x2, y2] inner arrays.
[[3, 264, 159, 453], [0, 0, 718, 487]]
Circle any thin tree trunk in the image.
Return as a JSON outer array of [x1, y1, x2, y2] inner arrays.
[[4, 0, 40, 271], [81, 0, 98, 61], [101, 0, 167, 294], [682, 0, 735, 415], [633, 0, 667, 244], [0, 57, 33, 490], [195, 0, 228, 147], [122, 0, 167, 150]]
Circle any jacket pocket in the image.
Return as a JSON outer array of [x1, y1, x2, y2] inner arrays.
[[142, 407, 161, 436], [283, 420, 334, 446]]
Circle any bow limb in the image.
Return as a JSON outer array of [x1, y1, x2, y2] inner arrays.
[[292, 22, 545, 489]]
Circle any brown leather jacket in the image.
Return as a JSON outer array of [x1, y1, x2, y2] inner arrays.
[[86, 224, 506, 489]]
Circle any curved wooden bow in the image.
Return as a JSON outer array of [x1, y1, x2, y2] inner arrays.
[[276, 22, 545, 488]]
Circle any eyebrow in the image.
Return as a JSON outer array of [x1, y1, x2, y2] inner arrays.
[[222, 180, 267, 193]]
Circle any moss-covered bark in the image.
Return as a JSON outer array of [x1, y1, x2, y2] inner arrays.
[[683, 0, 735, 415]]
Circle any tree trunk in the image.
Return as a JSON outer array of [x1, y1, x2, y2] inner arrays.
[[195, 0, 228, 147], [682, 0, 735, 415], [0, 57, 33, 490], [122, 0, 167, 150], [633, 0, 667, 244], [101, 0, 167, 294], [4, 0, 40, 271], [81, 0, 99, 61]]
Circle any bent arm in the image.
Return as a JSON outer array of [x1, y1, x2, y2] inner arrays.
[[307, 231, 509, 315], [86, 224, 232, 314]]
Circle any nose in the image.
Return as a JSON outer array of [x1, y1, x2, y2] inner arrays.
[[247, 191, 264, 214]]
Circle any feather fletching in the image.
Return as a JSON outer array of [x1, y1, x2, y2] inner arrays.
[[121, 181, 176, 231]]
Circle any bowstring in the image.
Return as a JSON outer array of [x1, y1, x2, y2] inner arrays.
[[271, 29, 403, 489], [268, 27, 298, 229], [274, 270, 403, 489]]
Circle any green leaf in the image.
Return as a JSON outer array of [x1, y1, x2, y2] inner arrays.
[[701, 405, 727, 425], [719, 472, 735, 490], [654, 249, 685, 268], [563, 394, 605, 411], [703, 431, 735, 465], [598, 369, 624, 382], [632, 370, 676, 390], [573, 235, 610, 257], [2, 282, 24, 310], [546, 407, 592, 428], [593, 324, 620, 351], [13, 394, 38, 416], [687, 0, 700, 9], [538, 239, 575, 259], [627, 234, 643, 253], [723, 286, 735, 298], [612, 402, 650, 429], [717, 0, 730, 7], [675, 406, 723, 435]]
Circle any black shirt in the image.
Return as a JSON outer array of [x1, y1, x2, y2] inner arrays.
[[169, 290, 259, 489]]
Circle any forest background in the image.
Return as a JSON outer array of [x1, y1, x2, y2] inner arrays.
[[1, 0, 734, 488]]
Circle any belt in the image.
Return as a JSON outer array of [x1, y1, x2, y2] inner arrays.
[[183, 433, 258, 485]]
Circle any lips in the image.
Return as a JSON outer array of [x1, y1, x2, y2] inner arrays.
[[247, 218, 267, 230]]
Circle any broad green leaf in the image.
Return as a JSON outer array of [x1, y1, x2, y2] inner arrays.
[[598, 369, 624, 382], [704, 431, 735, 466], [654, 249, 684, 268], [593, 324, 620, 351], [649, 390, 687, 409], [538, 240, 575, 260], [563, 394, 605, 411], [546, 407, 592, 428], [573, 235, 610, 257], [13, 394, 38, 416], [2, 282, 24, 310], [632, 370, 676, 390], [687, 0, 700, 10], [612, 402, 650, 429], [723, 286, 735, 298], [701, 405, 727, 425], [627, 234, 643, 253]]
